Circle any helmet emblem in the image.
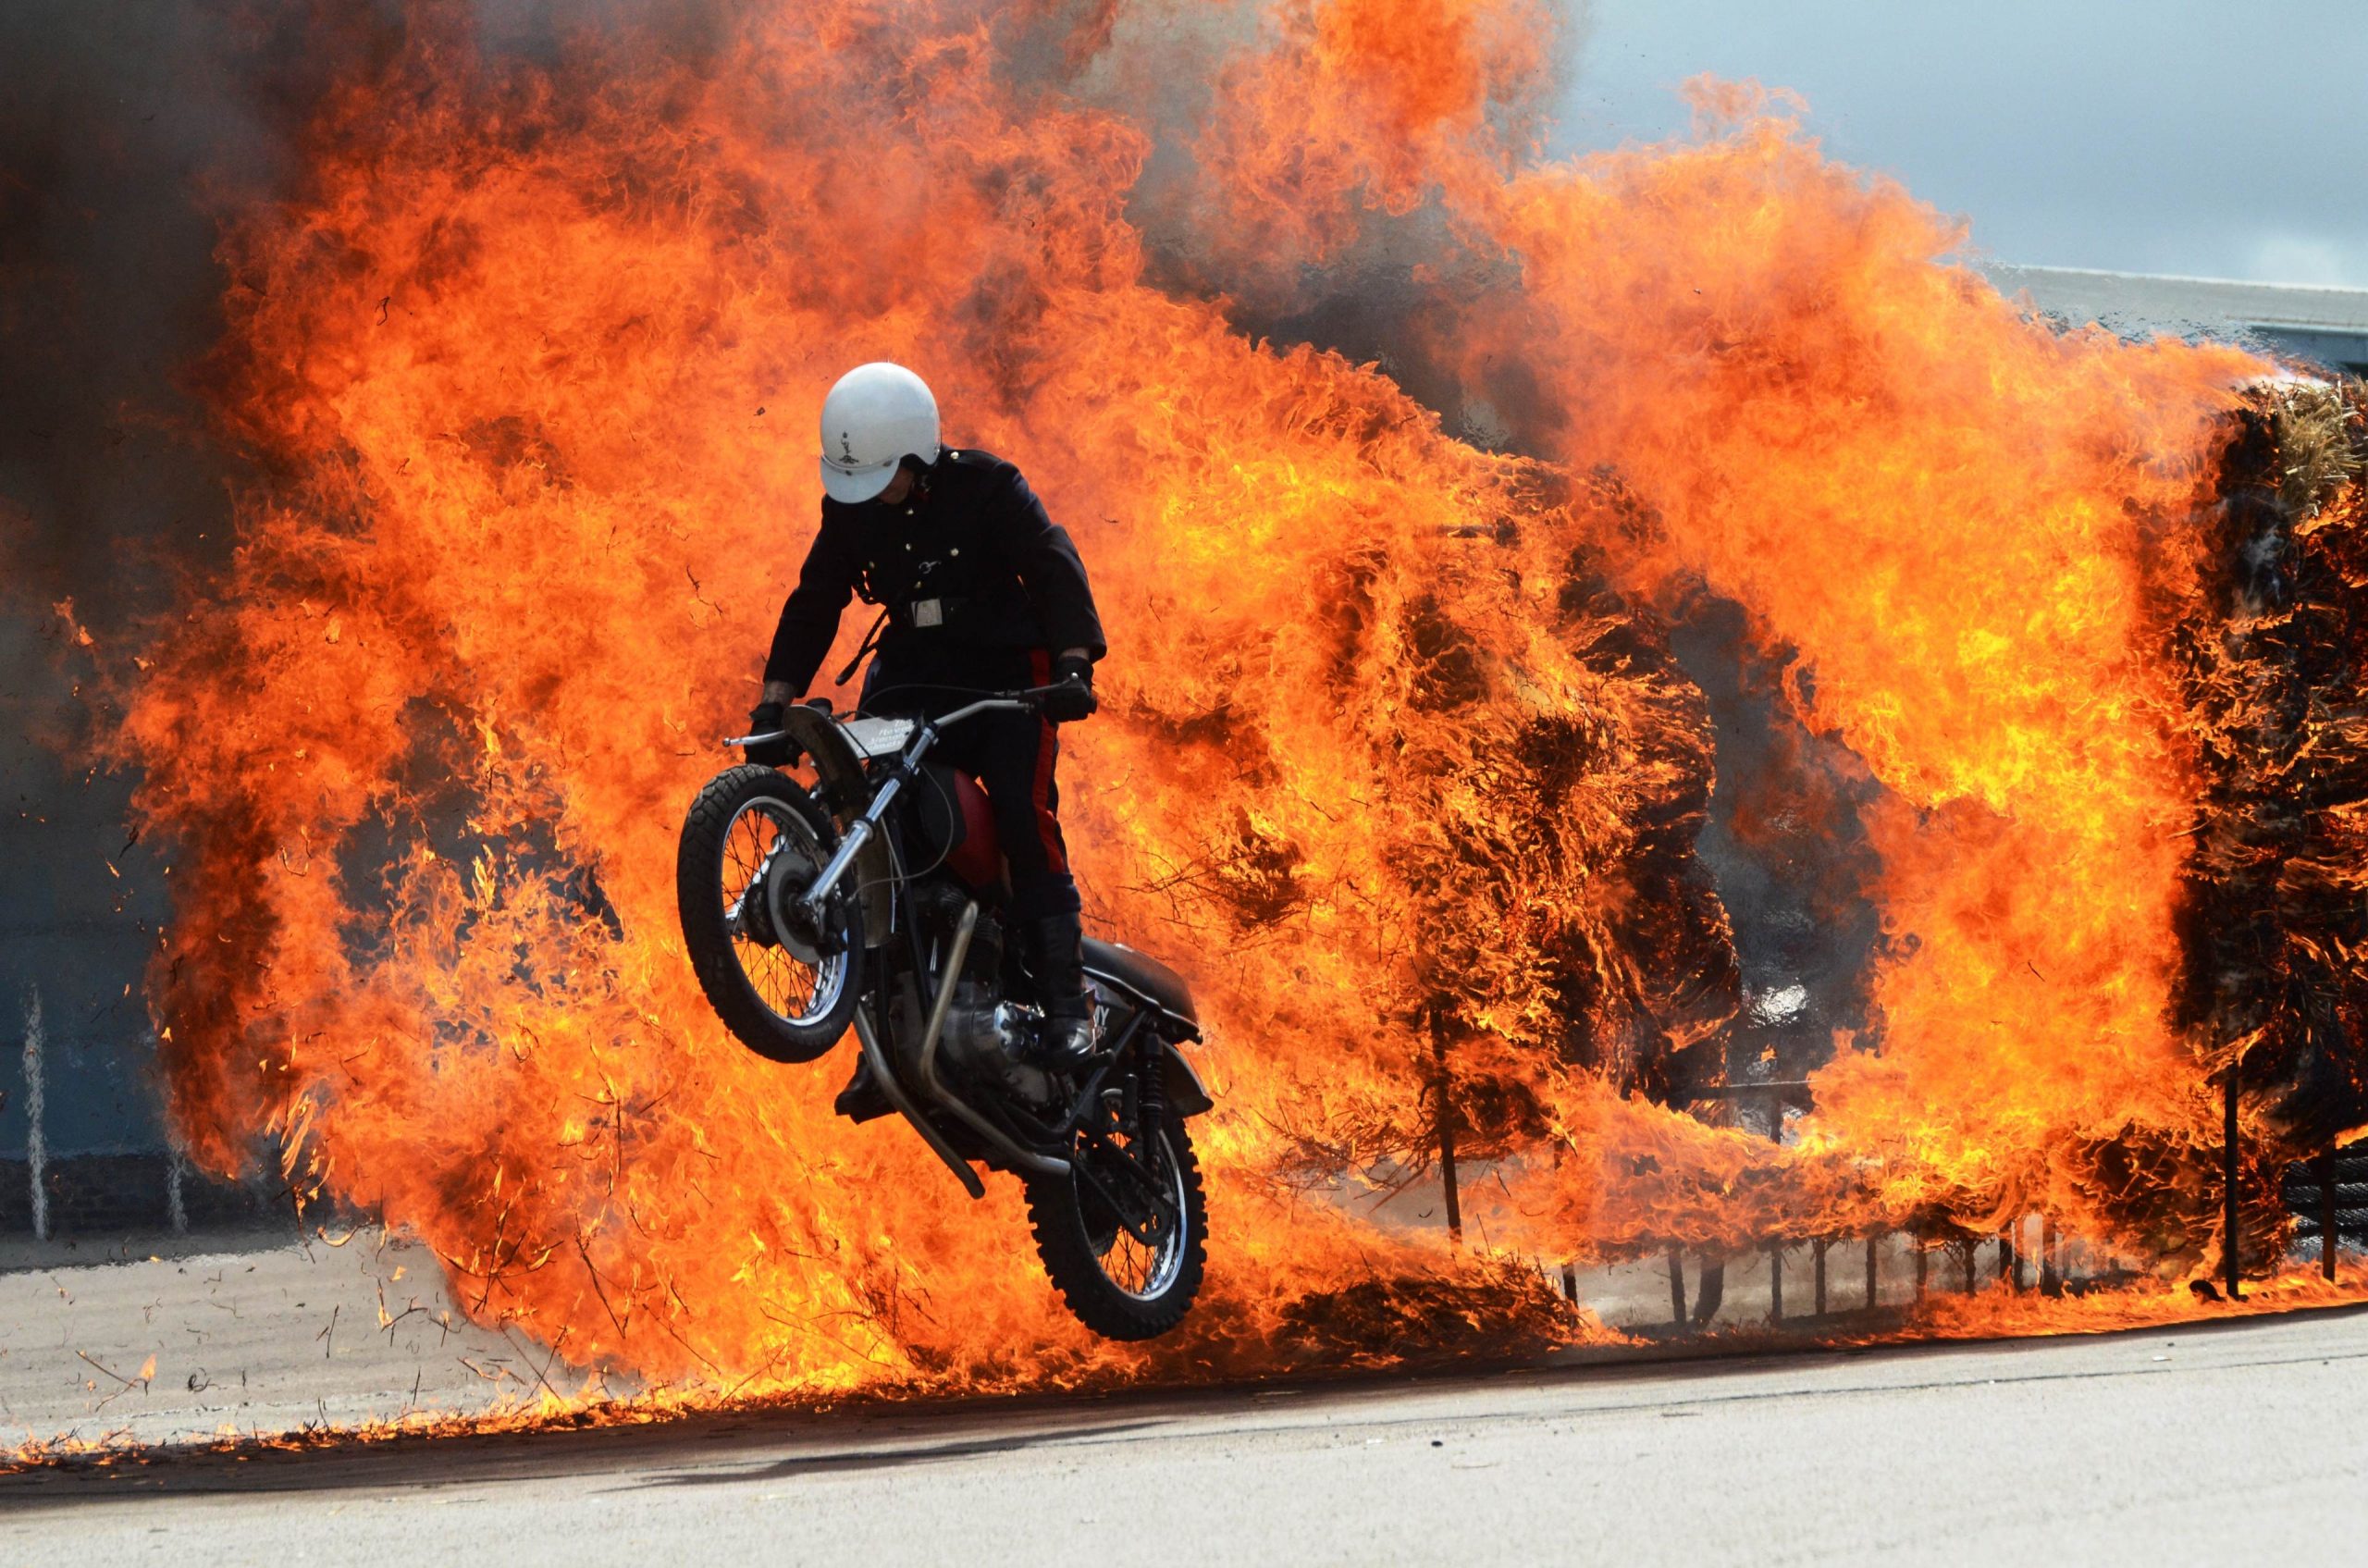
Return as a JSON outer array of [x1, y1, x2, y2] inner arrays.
[[838, 430, 856, 463]]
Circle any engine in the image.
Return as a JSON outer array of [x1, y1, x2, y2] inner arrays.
[[939, 984, 1032, 1068], [906, 880, 1062, 1104]]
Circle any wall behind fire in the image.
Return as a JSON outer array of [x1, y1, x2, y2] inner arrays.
[[0, 618, 179, 1228], [0, 0, 333, 1231]]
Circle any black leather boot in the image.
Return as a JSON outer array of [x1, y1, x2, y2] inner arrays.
[[1028, 911, 1096, 1069], [833, 1051, 892, 1122]]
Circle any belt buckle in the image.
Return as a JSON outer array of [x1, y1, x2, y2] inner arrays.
[[911, 598, 944, 628]]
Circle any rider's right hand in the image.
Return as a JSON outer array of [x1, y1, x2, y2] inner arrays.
[[744, 701, 796, 768], [1042, 655, 1098, 723]]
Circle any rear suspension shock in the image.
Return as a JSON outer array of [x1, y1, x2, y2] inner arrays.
[[1137, 1030, 1167, 1150]]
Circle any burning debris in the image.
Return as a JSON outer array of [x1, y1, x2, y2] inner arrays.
[[8, 0, 2367, 1411], [2175, 381, 2368, 1144]]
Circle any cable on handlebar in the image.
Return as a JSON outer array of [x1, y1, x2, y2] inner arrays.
[[846, 680, 1059, 718]]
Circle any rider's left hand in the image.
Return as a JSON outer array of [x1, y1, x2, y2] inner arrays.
[[744, 701, 795, 767], [1043, 655, 1098, 723]]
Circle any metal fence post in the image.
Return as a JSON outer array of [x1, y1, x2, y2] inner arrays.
[[2319, 1148, 2338, 1282], [1668, 1080, 1812, 1328], [1691, 1254, 1726, 1326], [1764, 1086, 1784, 1323], [1864, 1235, 1879, 1310], [166, 1143, 189, 1237], [21, 985, 46, 1244], [1431, 1021, 1462, 1243], [1667, 1248, 1686, 1326], [2221, 1064, 2242, 1301], [161, 1030, 190, 1238]]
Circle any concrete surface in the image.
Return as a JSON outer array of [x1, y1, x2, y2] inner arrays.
[[0, 1229, 560, 1447], [4, 1297, 2362, 1565]]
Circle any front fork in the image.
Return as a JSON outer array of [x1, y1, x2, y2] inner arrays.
[[797, 771, 902, 926]]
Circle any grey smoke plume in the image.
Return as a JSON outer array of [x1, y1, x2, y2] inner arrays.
[[0, 2, 376, 611]]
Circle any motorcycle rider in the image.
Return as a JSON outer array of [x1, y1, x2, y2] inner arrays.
[[746, 362, 1106, 1084]]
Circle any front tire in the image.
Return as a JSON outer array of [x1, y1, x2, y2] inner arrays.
[[676, 764, 863, 1063], [1026, 1117, 1207, 1340]]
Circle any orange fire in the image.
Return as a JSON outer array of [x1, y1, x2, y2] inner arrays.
[[84, 0, 2361, 1401]]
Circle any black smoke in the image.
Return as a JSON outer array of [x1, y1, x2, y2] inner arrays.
[[0, 1, 401, 1169]]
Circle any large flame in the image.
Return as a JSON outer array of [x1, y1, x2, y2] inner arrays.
[[86, 0, 2360, 1400]]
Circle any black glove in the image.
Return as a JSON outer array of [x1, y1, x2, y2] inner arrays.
[[1042, 655, 1098, 723], [744, 701, 794, 768]]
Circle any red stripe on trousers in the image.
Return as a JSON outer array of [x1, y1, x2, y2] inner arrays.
[[1028, 648, 1068, 875]]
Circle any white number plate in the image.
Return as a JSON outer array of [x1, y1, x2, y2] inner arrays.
[[840, 716, 917, 759]]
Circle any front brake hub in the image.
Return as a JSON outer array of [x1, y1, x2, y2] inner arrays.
[[766, 870, 839, 962], [738, 863, 782, 948]]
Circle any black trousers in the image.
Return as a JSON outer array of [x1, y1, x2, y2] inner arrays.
[[866, 646, 1080, 921]]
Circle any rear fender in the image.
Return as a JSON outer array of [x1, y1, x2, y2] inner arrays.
[[1160, 1039, 1215, 1118], [1084, 956, 1208, 1117]]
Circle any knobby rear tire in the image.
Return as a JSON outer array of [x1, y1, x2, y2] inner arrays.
[[1026, 1117, 1208, 1341], [676, 764, 863, 1064]]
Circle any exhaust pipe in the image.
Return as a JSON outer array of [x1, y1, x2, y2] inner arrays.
[[915, 902, 1071, 1179], [853, 1006, 983, 1199]]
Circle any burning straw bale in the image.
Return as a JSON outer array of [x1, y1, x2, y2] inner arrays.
[[1270, 1255, 1592, 1364], [2172, 378, 2368, 1149], [1375, 481, 1740, 1172]]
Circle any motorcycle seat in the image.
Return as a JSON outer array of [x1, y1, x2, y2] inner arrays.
[[1082, 937, 1199, 1031]]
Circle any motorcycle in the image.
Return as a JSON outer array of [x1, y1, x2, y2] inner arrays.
[[674, 686, 1213, 1340]]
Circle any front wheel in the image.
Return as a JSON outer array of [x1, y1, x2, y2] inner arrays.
[[1026, 1114, 1207, 1340], [676, 764, 864, 1063]]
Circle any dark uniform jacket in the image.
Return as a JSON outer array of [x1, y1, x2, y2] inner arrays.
[[764, 447, 1105, 701]]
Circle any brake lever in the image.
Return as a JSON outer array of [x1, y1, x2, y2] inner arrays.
[[726, 696, 831, 749]]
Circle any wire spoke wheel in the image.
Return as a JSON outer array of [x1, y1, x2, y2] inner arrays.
[[676, 764, 863, 1063], [1081, 1128, 1188, 1300], [1026, 1082, 1206, 1340], [721, 794, 843, 1027]]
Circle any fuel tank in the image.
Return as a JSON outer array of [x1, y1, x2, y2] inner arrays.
[[911, 761, 1005, 892]]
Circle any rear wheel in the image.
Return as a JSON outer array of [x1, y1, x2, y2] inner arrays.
[[676, 764, 863, 1063], [1026, 1109, 1206, 1340]]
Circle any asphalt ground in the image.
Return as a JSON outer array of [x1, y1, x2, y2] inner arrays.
[[0, 1224, 2004, 1451], [4, 1272, 2363, 1565]]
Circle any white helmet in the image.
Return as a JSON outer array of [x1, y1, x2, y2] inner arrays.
[[818, 362, 940, 503]]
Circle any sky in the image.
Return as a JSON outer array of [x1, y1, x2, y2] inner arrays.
[[1558, 0, 2368, 288]]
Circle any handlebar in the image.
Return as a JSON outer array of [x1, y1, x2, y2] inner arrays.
[[927, 683, 1079, 731], [724, 684, 1073, 749]]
